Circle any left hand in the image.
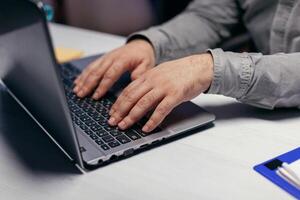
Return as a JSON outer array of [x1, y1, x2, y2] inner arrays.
[[108, 53, 214, 133]]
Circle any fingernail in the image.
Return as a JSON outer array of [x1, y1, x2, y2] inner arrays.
[[118, 121, 126, 130], [92, 92, 99, 100], [142, 125, 150, 132], [73, 86, 79, 93], [109, 108, 114, 115], [78, 90, 84, 97], [108, 117, 116, 126]]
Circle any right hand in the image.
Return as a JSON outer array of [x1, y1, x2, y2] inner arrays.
[[73, 39, 155, 100]]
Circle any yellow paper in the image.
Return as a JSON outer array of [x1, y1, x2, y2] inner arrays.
[[54, 47, 84, 63]]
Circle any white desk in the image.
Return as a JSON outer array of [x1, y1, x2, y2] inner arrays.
[[1, 23, 299, 200]]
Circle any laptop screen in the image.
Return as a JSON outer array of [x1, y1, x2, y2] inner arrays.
[[0, 0, 83, 167]]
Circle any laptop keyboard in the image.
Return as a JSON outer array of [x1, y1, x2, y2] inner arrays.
[[59, 63, 159, 151]]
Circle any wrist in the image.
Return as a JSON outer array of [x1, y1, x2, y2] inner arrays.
[[195, 53, 214, 92], [202, 53, 214, 93], [128, 39, 155, 66]]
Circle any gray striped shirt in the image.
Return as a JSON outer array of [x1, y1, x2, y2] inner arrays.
[[130, 0, 300, 109]]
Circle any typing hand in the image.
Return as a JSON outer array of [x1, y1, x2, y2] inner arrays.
[[73, 39, 155, 99], [108, 53, 214, 132]]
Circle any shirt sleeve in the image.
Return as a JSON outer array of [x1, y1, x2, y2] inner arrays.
[[207, 48, 300, 109], [127, 0, 240, 64]]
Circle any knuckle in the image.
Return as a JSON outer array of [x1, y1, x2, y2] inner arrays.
[[100, 58, 112, 68], [86, 74, 98, 82], [158, 100, 173, 115], [113, 60, 125, 67], [157, 105, 168, 116], [84, 66, 96, 75], [169, 89, 181, 99], [137, 98, 149, 109], [147, 118, 157, 127], [182, 84, 194, 96], [103, 69, 115, 80], [122, 90, 134, 103]]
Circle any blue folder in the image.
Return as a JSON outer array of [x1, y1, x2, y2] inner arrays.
[[254, 147, 300, 199]]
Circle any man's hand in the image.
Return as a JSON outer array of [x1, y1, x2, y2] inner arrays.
[[108, 53, 214, 132], [73, 39, 155, 99]]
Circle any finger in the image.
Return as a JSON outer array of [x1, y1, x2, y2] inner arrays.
[[142, 97, 179, 132], [75, 72, 102, 97], [77, 59, 113, 97], [74, 57, 103, 88], [108, 78, 150, 125], [130, 63, 147, 80], [109, 77, 145, 114], [73, 58, 104, 95], [73, 65, 96, 93], [117, 89, 163, 130], [92, 60, 130, 100]]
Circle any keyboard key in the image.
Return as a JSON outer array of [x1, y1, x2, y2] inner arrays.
[[95, 139, 104, 145], [103, 125, 115, 131], [107, 140, 120, 148], [109, 130, 122, 137], [80, 115, 91, 122], [88, 112, 98, 118], [136, 130, 147, 137], [95, 130, 108, 137], [70, 106, 80, 113], [82, 106, 90, 112], [116, 135, 131, 144], [125, 131, 141, 140], [84, 120, 97, 126], [91, 102, 98, 108], [90, 125, 102, 132], [79, 124, 88, 131], [92, 115, 101, 121], [75, 118, 81, 125], [96, 106, 105, 112], [98, 115, 107, 122], [102, 135, 114, 143], [75, 112, 85, 117], [87, 107, 94, 113], [85, 129, 93, 135], [102, 113, 109, 119], [132, 126, 148, 137], [89, 134, 98, 140], [98, 121, 108, 126], [100, 144, 110, 151]]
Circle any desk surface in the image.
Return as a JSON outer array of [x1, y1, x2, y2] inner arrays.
[[1, 23, 299, 200]]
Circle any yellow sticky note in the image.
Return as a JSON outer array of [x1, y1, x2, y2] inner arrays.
[[54, 47, 84, 63]]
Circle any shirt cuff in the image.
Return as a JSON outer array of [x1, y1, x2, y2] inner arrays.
[[206, 48, 255, 99]]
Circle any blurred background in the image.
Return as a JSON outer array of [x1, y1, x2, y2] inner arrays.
[[42, 0, 253, 52], [42, 0, 192, 36]]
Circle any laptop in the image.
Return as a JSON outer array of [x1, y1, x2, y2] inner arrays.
[[0, 0, 215, 170]]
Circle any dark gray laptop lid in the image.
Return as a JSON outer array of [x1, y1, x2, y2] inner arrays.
[[0, 0, 83, 167]]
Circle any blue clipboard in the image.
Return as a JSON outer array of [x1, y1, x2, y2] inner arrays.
[[254, 147, 300, 199]]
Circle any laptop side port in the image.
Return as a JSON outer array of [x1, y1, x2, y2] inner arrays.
[[109, 155, 118, 161], [151, 140, 160, 145], [123, 148, 134, 156], [98, 159, 103, 165], [139, 144, 149, 149]]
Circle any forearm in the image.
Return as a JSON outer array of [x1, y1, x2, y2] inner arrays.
[[208, 49, 300, 109], [128, 0, 239, 64]]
